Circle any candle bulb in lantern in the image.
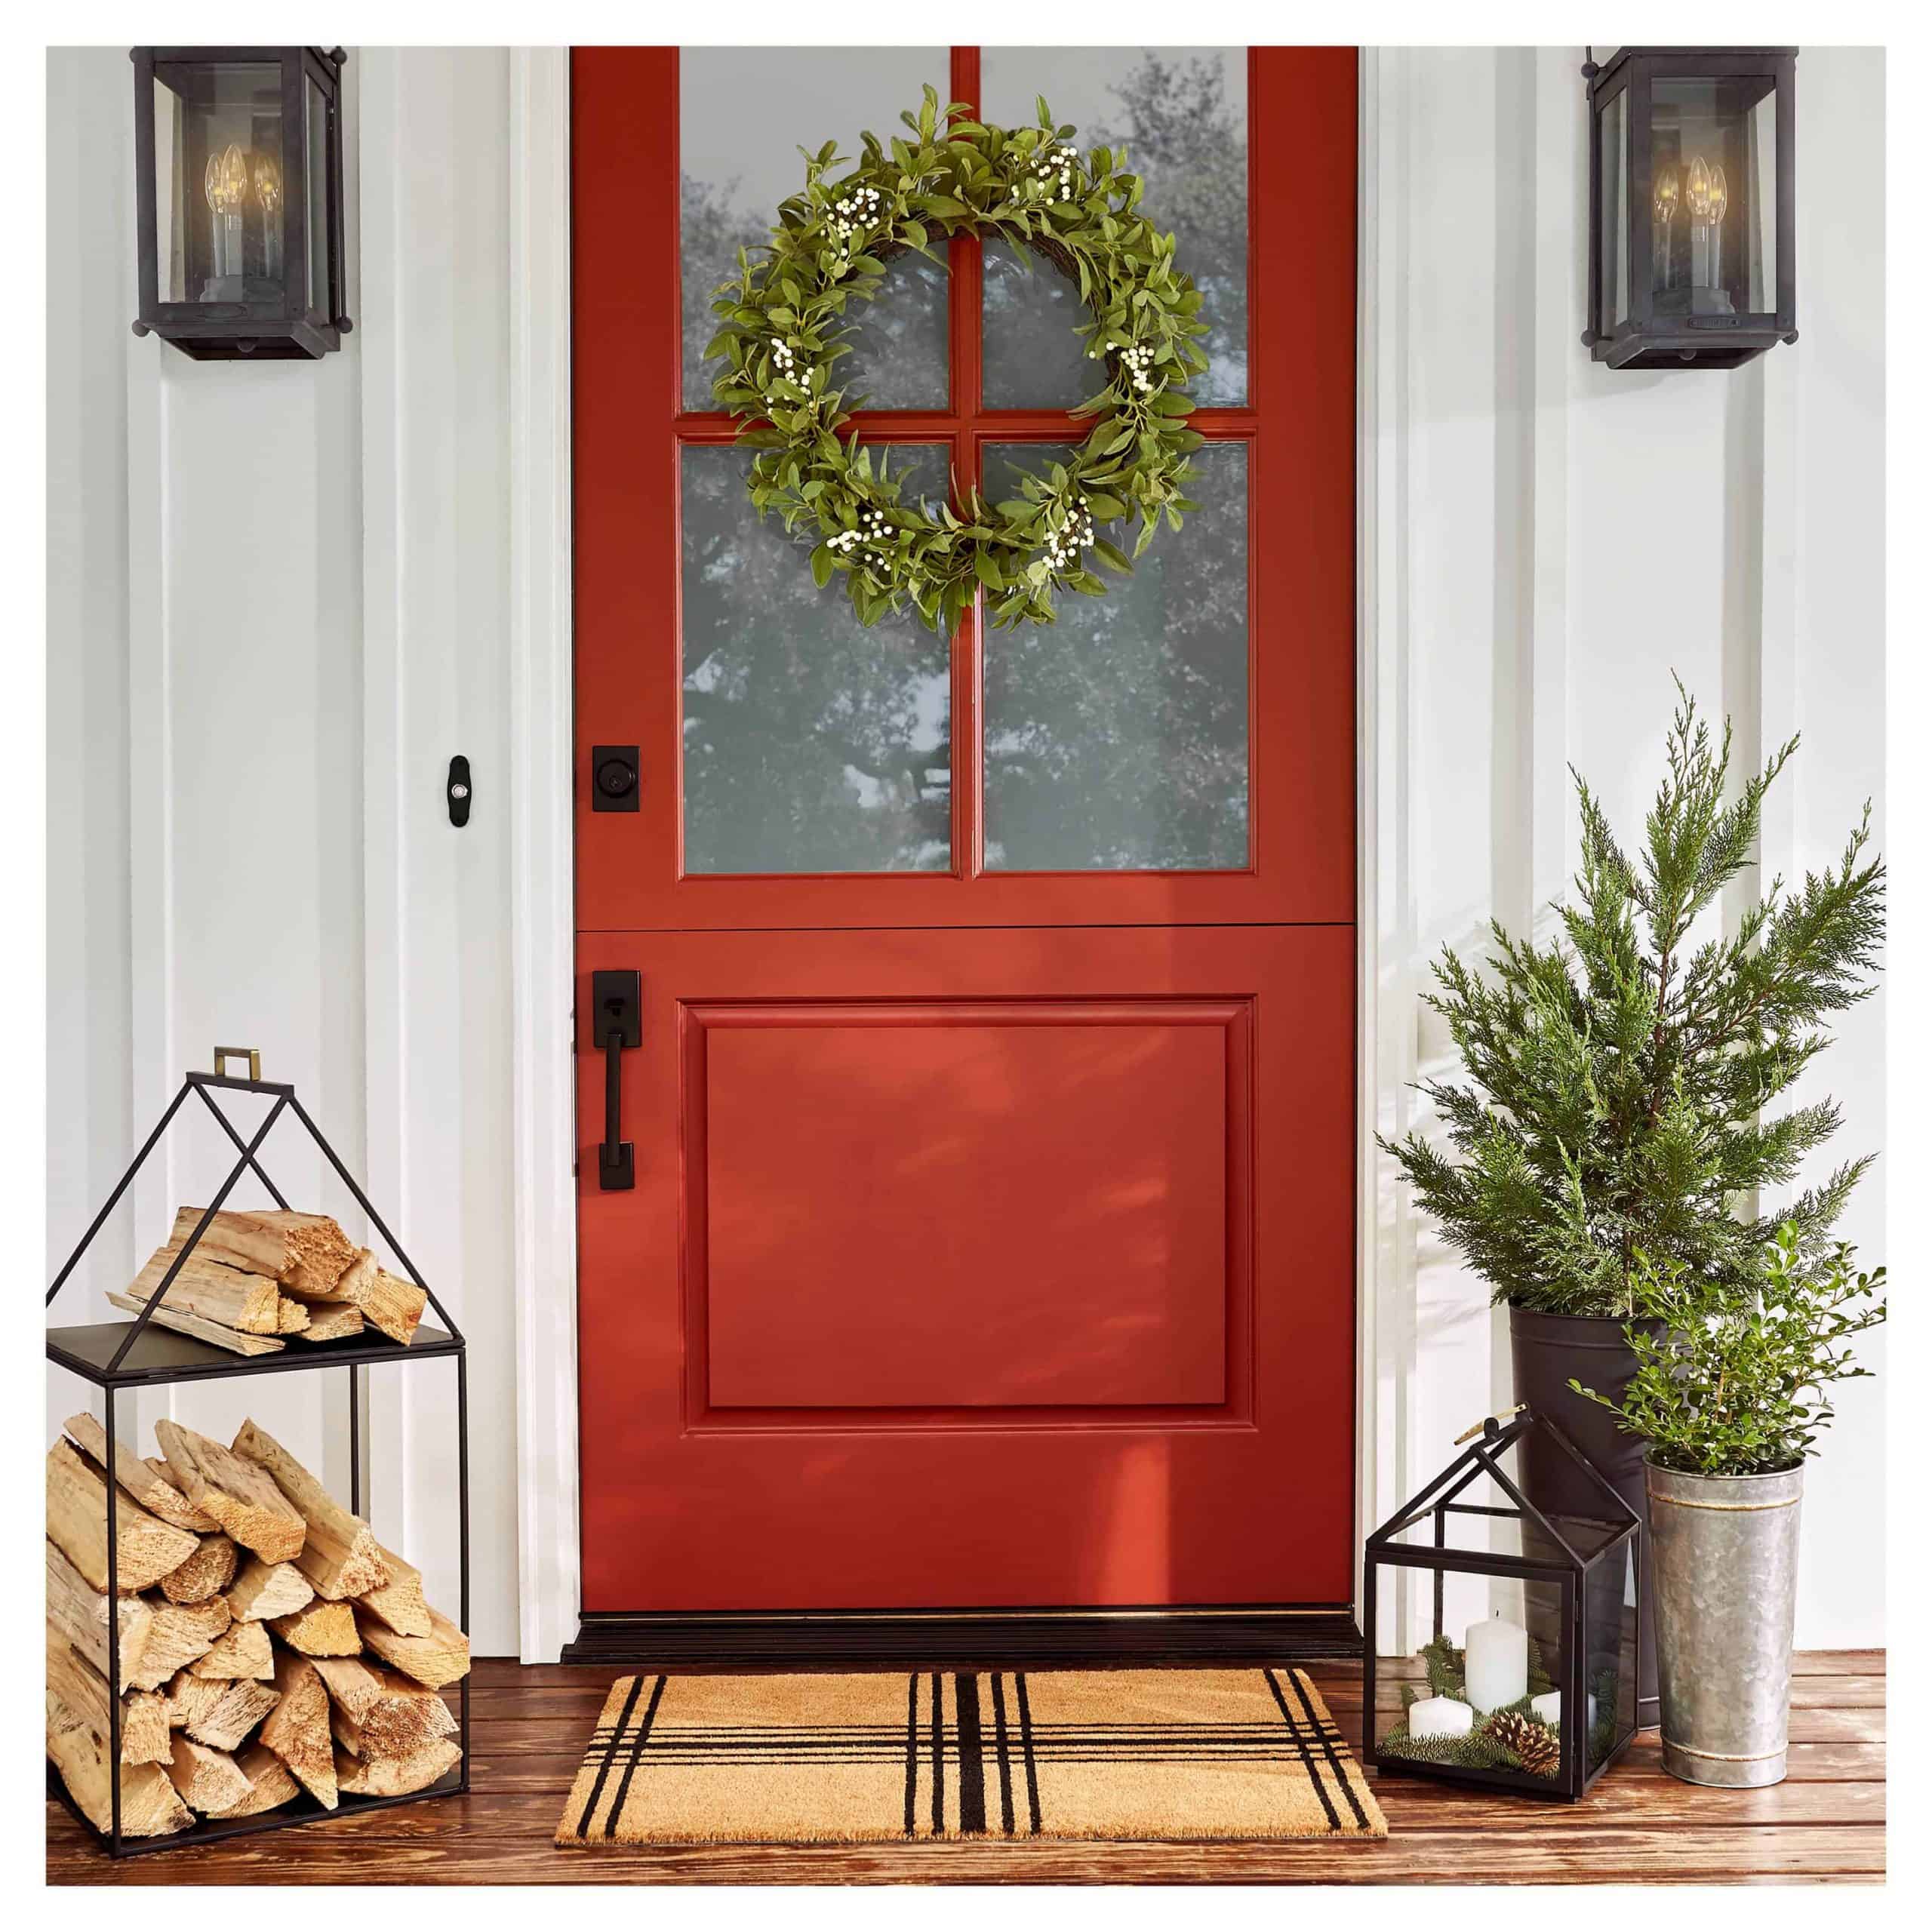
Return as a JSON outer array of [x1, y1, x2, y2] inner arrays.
[[1463, 1613, 1528, 1712]]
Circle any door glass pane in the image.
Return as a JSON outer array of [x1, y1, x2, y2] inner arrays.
[[983, 441, 1248, 871], [681, 444, 952, 874], [681, 49, 949, 411], [981, 48, 1248, 408]]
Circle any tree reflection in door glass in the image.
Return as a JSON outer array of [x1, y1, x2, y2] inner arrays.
[[982, 48, 1249, 408], [679, 48, 949, 412], [983, 443, 1249, 872], [680, 445, 953, 875]]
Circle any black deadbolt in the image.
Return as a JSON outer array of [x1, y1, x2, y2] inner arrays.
[[446, 754, 472, 827], [592, 745, 639, 812]]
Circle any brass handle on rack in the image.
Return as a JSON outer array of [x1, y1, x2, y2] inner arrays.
[[213, 1046, 263, 1081]]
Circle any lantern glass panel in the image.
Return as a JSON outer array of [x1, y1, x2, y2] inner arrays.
[[305, 72, 331, 316], [151, 60, 286, 306], [1600, 86, 1630, 332], [1648, 75, 1777, 320]]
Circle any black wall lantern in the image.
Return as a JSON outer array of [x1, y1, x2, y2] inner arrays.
[[1584, 46, 1796, 371], [131, 47, 351, 360]]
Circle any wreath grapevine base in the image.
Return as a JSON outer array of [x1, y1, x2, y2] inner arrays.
[[705, 86, 1211, 632]]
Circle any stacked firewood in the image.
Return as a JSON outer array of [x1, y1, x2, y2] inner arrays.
[[46, 1411, 467, 1838], [110, 1208, 427, 1358]]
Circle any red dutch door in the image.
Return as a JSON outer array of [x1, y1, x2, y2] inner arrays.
[[572, 46, 1357, 1622]]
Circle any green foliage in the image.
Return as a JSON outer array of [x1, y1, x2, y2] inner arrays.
[[1379, 682, 1885, 1316], [1571, 1223, 1885, 1475], [705, 86, 1209, 631]]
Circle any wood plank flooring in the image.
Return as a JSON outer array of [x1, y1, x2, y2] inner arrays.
[[47, 1650, 1884, 1885]]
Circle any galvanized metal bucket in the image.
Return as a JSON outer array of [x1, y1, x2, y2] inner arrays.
[[1646, 1455, 1804, 1788]]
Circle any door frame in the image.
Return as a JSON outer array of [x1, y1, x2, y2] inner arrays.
[[507, 45, 1386, 1665]]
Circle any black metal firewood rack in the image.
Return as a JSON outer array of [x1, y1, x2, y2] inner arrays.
[[45, 1055, 470, 1858]]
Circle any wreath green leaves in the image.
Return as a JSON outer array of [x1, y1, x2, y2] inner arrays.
[[703, 86, 1211, 632]]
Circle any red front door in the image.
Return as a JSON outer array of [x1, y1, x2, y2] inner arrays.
[[572, 46, 1357, 1615]]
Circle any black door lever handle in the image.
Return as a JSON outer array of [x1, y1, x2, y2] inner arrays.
[[591, 971, 641, 1190]]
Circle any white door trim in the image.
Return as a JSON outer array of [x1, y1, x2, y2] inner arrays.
[[506, 45, 582, 1665]]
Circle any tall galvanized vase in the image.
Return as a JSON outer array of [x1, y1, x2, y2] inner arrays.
[[1646, 1457, 1804, 1788]]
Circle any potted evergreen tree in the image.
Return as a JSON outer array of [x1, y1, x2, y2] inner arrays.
[[1380, 685, 1883, 1725], [1572, 1226, 1884, 1787]]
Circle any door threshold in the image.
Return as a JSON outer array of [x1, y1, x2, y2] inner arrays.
[[561, 1606, 1364, 1669]]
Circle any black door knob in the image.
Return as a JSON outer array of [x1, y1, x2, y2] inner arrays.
[[591, 745, 639, 812]]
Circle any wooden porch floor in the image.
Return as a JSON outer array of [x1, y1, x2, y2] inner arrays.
[[48, 1650, 1883, 1885]]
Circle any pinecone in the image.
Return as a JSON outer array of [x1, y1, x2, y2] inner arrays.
[[1484, 1709, 1561, 1776]]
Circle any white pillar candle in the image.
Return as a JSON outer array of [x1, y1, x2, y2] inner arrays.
[[1463, 1614, 1529, 1713], [1407, 1695, 1474, 1740], [1530, 1690, 1601, 1730]]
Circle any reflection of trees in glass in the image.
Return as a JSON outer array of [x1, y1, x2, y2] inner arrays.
[[984, 52, 1249, 408], [983, 445, 1248, 871], [681, 173, 947, 412], [681, 446, 952, 873]]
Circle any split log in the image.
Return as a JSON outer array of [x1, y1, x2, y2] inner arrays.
[[127, 1238, 283, 1333], [295, 1300, 365, 1342], [355, 1602, 469, 1688], [269, 1599, 361, 1657], [226, 1555, 314, 1623], [130, 1595, 233, 1692], [106, 1289, 285, 1357], [231, 1417, 388, 1598], [260, 1651, 337, 1809], [47, 1690, 192, 1838], [47, 1437, 201, 1592], [155, 1419, 306, 1561], [314, 1656, 454, 1758], [278, 1295, 312, 1333], [356, 1540, 431, 1638], [61, 1415, 217, 1532], [174, 1207, 357, 1287], [158, 1533, 238, 1605], [188, 1618, 274, 1681], [167, 1734, 252, 1814], [334, 1737, 461, 1798], [205, 1742, 300, 1818], [46, 1540, 153, 1686], [140, 1458, 221, 1531], [313, 1247, 426, 1345], [165, 1669, 281, 1752], [47, 1632, 170, 1765]]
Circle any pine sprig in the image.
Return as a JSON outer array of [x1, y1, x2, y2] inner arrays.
[[705, 85, 1211, 632], [1380, 679, 1885, 1317]]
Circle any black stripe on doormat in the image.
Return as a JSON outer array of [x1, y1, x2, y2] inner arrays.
[[1263, 1666, 1340, 1832], [903, 1674, 919, 1837], [990, 1672, 1016, 1837], [572, 1673, 645, 1839], [601, 1673, 668, 1838], [929, 1669, 945, 1835], [1014, 1672, 1043, 1835], [953, 1672, 986, 1834], [1282, 1666, 1371, 1831]]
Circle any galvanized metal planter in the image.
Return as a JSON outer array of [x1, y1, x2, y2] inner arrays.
[[1646, 1455, 1804, 1789]]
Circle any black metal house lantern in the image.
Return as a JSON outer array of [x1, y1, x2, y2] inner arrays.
[[1363, 1410, 1641, 1801], [131, 48, 351, 360], [1584, 46, 1796, 371]]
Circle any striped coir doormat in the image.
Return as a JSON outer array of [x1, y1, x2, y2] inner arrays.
[[556, 1668, 1386, 1846]]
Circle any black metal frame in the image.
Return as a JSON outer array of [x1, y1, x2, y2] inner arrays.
[[45, 1067, 469, 1859], [131, 47, 352, 360], [1583, 45, 1798, 371], [1362, 1412, 1641, 1803]]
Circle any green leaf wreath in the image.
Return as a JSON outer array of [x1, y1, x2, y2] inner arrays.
[[703, 85, 1211, 632]]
